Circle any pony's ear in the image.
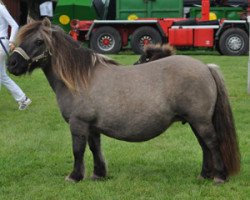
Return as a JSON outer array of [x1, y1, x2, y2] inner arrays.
[[42, 17, 51, 27]]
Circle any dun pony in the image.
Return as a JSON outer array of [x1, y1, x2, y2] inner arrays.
[[8, 18, 240, 184]]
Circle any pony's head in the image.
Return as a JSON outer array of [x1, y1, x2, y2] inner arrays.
[[8, 18, 119, 92], [8, 18, 52, 75]]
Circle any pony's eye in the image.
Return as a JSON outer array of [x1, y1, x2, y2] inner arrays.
[[35, 39, 44, 46]]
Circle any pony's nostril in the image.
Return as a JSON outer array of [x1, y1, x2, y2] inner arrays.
[[9, 59, 17, 67]]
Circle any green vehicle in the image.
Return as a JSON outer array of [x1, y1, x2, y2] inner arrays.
[[53, 0, 248, 32], [52, 0, 249, 55], [190, 7, 246, 20], [53, 0, 97, 32], [53, 0, 184, 32]]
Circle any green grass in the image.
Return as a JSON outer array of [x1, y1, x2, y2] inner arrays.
[[0, 53, 250, 199]]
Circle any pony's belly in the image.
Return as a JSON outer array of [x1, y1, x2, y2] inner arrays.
[[102, 130, 164, 142], [97, 121, 171, 142]]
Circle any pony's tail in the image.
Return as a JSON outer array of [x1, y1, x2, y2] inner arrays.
[[208, 64, 240, 176]]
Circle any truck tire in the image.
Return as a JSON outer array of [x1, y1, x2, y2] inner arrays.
[[219, 28, 248, 56], [90, 26, 122, 54], [131, 26, 162, 54], [215, 42, 222, 55]]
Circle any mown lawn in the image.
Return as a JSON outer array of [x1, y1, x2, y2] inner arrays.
[[0, 52, 250, 199]]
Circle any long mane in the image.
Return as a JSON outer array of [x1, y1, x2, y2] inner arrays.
[[16, 20, 119, 91]]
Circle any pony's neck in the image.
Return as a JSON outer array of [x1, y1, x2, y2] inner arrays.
[[42, 64, 66, 93]]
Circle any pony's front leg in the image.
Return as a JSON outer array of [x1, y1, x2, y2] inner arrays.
[[66, 119, 89, 182], [88, 132, 107, 180]]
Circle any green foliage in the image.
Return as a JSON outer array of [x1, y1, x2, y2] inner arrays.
[[0, 53, 250, 199]]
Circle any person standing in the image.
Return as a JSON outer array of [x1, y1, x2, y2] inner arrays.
[[27, 0, 53, 22], [0, 0, 31, 110], [39, 0, 53, 19]]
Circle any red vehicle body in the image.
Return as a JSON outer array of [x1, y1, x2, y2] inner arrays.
[[70, 0, 249, 55]]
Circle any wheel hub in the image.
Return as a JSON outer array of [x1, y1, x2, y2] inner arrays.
[[140, 36, 152, 47], [97, 35, 115, 51], [102, 38, 111, 46], [227, 36, 242, 51]]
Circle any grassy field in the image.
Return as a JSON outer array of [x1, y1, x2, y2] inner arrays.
[[0, 52, 250, 199]]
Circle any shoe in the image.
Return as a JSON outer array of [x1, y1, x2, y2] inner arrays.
[[18, 97, 32, 110]]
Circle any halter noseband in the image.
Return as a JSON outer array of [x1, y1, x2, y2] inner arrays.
[[13, 47, 51, 68]]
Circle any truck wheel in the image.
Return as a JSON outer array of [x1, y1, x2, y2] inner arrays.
[[131, 26, 162, 54], [90, 26, 122, 54], [215, 42, 222, 55], [219, 28, 248, 56]]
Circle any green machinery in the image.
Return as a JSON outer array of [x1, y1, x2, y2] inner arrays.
[[53, 0, 183, 32], [53, 0, 247, 32], [53, 0, 97, 32], [116, 0, 183, 19], [189, 7, 246, 20]]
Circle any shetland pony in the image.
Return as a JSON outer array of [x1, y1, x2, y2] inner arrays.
[[8, 18, 240, 184]]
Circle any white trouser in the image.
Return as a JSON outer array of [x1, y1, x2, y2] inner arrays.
[[0, 38, 26, 102]]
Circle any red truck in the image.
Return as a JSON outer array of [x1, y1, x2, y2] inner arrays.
[[70, 0, 249, 55]]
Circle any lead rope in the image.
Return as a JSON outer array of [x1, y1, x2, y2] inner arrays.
[[0, 38, 9, 90], [0, 38, 9, 57]]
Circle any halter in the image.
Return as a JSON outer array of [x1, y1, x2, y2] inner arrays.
[[13, 47, 52, 68]]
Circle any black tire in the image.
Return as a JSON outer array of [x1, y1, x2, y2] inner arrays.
[[219, 28, 249, 56], [215, 41, 223, 55], [90, 26, 122, 54], [130, 26, 162, 54]]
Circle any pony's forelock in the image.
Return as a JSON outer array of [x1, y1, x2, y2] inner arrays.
[[16, 21, 51, 46]]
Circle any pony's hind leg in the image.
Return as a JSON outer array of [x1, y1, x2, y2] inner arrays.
[[191, 122, 227, 184], [190, 125, 214, 179], [66, 119, 89, 182], [88, 132, 107, 180]]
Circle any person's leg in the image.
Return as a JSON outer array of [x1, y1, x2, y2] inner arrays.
[[0, 41, 31, 109], [0, 60, 26, 102]]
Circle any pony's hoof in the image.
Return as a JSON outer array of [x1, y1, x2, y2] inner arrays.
[[213, 177, 226, 184], [91, 174, 106, 181], [65, 176, 77, 183], [65, 175, 83, 183], [197, 175, 205, 180]]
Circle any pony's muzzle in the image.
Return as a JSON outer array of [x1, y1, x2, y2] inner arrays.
[[7, 57, 21, 76], [8, 58, 17, 68]]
